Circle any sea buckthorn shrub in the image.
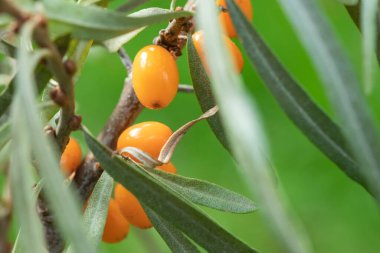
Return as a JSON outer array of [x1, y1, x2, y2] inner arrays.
[[2, 1, 376, 253]]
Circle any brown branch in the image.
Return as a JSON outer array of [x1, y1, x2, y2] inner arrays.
[[0, 1, 79, 252], [153, 4, 195, 58], [73, 77, 143, 202], [1, 0, 196, 252], [73, 1, 196, 203], [33, 24, 79, 152], [0, 0, 29, 24]]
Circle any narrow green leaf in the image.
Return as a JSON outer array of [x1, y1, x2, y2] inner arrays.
[[15, 20, 96, 253], [10, 181, 44, 253], [361, 0, 378, 93], [187, 40, 229, 150], [196, 1, 313, 253], [103, 27, 145, 52], [129, 7, 177, 17], [226, 0, 365, 189], [277, 0, 380, 200], [9, 21, 50, 253], [83, 172, 113, 245], [83, 128, 258, 253], [42, 0, 192, 41], [117, 0, 150, 12], [144, 206, 200, 253], [150, 169, 256, 213], [67, 172, 113, 253], [9, 122, 46, 253]]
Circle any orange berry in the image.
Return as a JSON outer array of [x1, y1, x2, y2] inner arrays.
[[60, 137, 82, 175], [216, 0, 253, 38], [102, 199, 130, 243], [116, 122, 173, 160], [157, 162, 177, 174], [192, 31, 244, 73], [132, 45, 179, 109], [114, 184, 152, 229]]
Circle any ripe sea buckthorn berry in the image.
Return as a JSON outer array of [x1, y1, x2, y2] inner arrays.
[[192, 31, 244, 73], [60, 137, 82, 175], [116, 122, 173, 160], [157, 162, 177, 174], [216, 0, 253, 38], [102, 199, 130, 243], [115, 184, 152, 229], [132, 45, 179, 109]]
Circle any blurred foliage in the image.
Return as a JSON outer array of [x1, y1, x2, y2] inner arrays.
[[3, 0, 380, 252]]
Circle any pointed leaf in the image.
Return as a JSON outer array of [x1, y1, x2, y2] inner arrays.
[[144, 206, 200, 253], [150, 169, 256, 213], [9, 21, 50, 253], [83, 127, 258, 253], [42, 0, 192, 41], [83, 172, 113, 245], [103, 27, 145, 52], [196, 1, 313, 252], [14, 19, 95, 253], [67, 172, 114, 253], [226, 0, 365, 188], [277, 0, 380, 199], [187, 39, 229, 150]]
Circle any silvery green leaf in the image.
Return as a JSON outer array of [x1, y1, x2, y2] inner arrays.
[[83, 127, 258, 253], [277, 0, 380, 200], [150, 169, 256, 213], [196, 1, 313, 252]]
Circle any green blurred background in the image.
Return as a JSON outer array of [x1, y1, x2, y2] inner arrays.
[[6, 0, 380, 252]]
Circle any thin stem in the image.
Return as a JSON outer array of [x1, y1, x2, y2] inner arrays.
[[34, 25, 78, 151], [74, 0, 196, 204]]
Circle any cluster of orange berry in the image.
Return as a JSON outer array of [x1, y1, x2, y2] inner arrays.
[[103, 122, 176, 243], [132, 0, 252, 110], [58, 0, 253, 245], [58, 123, 176, 243]]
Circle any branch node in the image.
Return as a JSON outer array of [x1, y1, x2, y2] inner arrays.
[[64, 60, 77, 76], [69, 115, 82, 131], [49, 87, 67, 107]]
